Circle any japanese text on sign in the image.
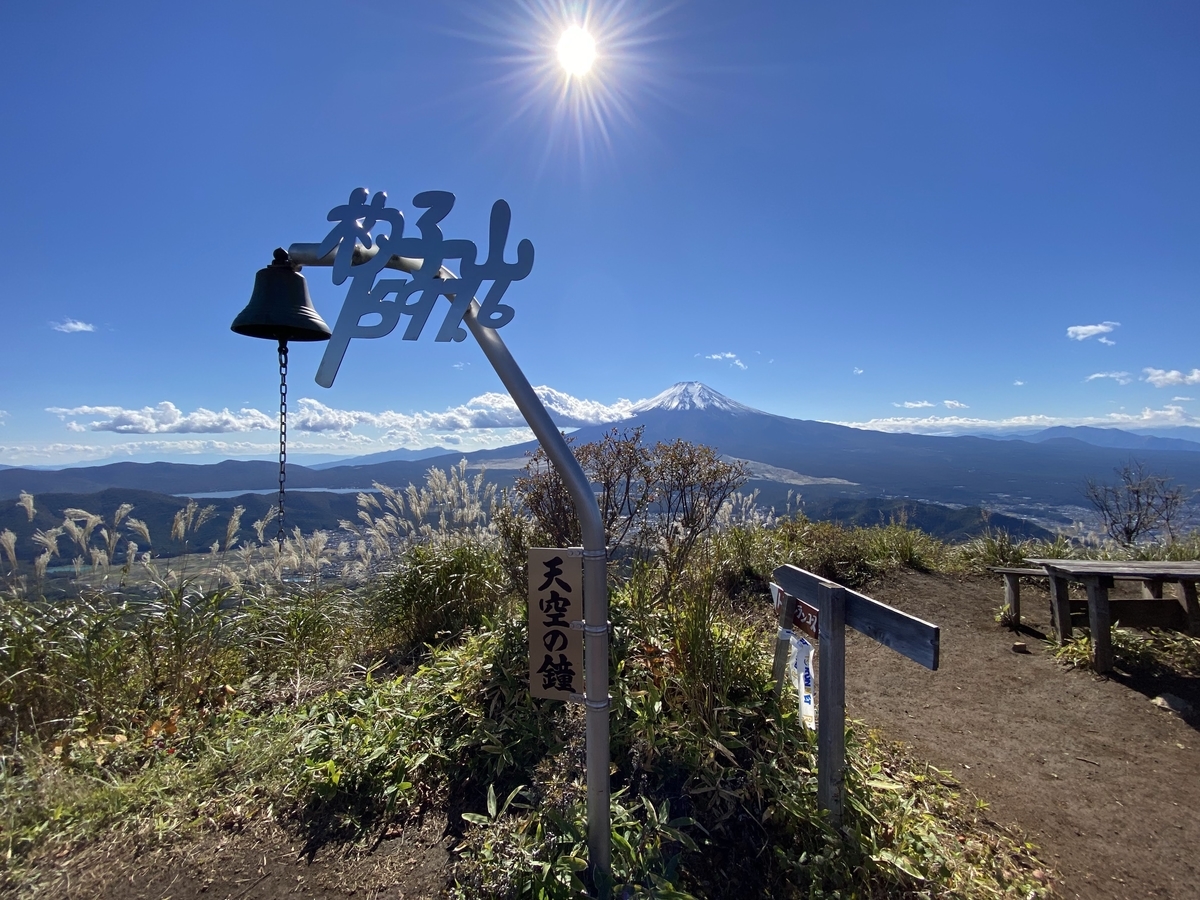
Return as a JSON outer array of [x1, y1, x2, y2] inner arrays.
[[773, 583, 819, 640], [315, 189, 534, 387], [528, 548, 584, 700], [793, 598, 819, 639]]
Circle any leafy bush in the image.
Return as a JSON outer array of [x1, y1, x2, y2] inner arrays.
[[368, 540, 507, 654]]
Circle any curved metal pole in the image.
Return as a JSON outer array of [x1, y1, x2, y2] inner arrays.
[[289, 241, 612, 892], [462, 298, 612, 892]]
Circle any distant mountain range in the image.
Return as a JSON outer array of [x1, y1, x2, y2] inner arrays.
[[308, 446, 455, 469], [983, 425, 1200, 453], [4, 381, 1200, 559]]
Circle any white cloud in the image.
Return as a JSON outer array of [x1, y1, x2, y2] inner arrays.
[[1013, 380, 1025, 386], [44, 388, 636, 446], [942, 400, 968, 410], [0, 429, 543, 466], [1066, 321, 1119, 341], [289, 388, 636, 435], [1097, 337, 1116, 346], [704, 352, 747, 370], [47, 402, 275, 434], [836, 404, 1200, 435], [1143, 368, 1200, 388], [50, 318, 96, 333], [1173, 396, 1194, 402], [852, 367, 864, 375], [1085, 371, 1132, 385], [893, 400, 934, 409]]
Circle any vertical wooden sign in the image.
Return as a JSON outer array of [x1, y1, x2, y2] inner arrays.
[[529, 548, 585, 700]]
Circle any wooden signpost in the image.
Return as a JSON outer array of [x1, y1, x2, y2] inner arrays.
[[529, 548, 585, 701], [771, 564, 941, 826]]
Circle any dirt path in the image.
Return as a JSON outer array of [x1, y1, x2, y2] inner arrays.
[[854, 571, 1200, 900]]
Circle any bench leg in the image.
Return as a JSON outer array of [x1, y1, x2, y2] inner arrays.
[[1180, 581, 1200, 637], [1143, 579, 1164, 600], [1003, 574, 1021, 626], [1051, 576, 1072, 642], [1087, 576, 1114, 673]]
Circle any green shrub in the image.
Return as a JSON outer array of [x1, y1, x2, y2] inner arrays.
[[776, 519, 876, 587], [369, 540, 508, 653], [1053, 627, 1200, 675], [954, 529, 1030, 572]]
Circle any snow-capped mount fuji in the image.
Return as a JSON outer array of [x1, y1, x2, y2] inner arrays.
[[7, 382, 1200, 538], [631, 382, 760, 415]]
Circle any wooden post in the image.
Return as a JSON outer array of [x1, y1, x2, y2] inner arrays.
[[772, 592, 798, 696], [1003, 573, 1021, 626], [1180, 580, 1200, 637], [817, 583, 846, 828], [1086, 576, 1114, 673], [1143, 579, 1164, 600], [1051, 575, 1072, 642]]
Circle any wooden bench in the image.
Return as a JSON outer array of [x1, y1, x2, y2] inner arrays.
[[989, 566, 1189, 636]]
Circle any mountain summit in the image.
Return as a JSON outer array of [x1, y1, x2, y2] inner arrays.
[[631, 382, 759, 414]]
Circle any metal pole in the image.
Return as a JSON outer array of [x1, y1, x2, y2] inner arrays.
[[462, 298, 612, 892], [288, 241, 613, 893]]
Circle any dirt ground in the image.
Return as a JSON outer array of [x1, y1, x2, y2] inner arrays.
[[18, 813, 454, 900], [846, 571, 1200, 900], [14, 572, 1200, 899]]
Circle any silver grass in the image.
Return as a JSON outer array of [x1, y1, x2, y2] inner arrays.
[[34, 550, 50, 582], [31, 526, 63, 558], [62, 509, 103, 554], [219, 564, 243, 592], [126, 517, 152, 545], [171, 499, 198, 541], [16, 492, 35, 522], [194, 504, 217, 532], [376, 483, 404, 518], [224, 505, 244, 552], [0, 529, 17, 573], [103, 503, 134, 556], [61, 518, 83, 550]]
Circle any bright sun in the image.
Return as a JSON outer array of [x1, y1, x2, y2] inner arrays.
[[557, 25, 596, 76]]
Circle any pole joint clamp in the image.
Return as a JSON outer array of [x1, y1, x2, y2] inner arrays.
[[568, 693, 613, 710], [570, 620, 612, 634]]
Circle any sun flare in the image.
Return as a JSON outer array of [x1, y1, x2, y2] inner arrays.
[[557, 25, 596, 76], [460, 1, 668, 171]]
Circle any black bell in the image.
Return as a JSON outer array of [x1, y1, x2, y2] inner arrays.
[[231, 248, 332, 342]]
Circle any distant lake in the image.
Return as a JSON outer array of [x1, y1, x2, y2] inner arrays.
[[174, 487, 381, 499]]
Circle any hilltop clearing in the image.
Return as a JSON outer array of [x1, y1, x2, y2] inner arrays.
[[13, 572, 1200, 898]]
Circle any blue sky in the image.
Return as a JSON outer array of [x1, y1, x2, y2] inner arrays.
[[2, 1, 1198, 466]]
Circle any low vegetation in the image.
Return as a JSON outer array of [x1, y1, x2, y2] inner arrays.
[[3, 431, 1198, 897]]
